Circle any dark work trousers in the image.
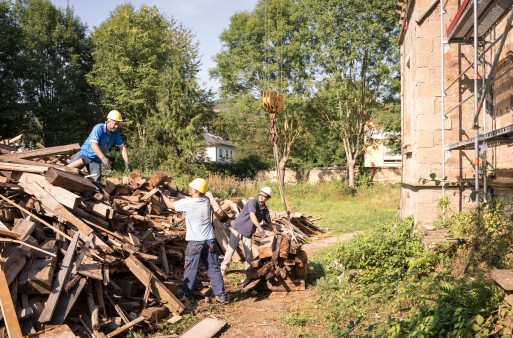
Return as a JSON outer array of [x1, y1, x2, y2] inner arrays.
[[182, 239, 227, 301], [70, 152, 102, 182]]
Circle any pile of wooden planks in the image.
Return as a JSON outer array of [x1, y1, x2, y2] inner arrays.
[[0, 140, 324, 336], [0, 143, 195, 337]]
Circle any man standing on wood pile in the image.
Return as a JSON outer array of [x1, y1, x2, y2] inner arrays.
[[220, 187, 272, 276], [69, 110, 130, 182], [167, 178, 228, 304]]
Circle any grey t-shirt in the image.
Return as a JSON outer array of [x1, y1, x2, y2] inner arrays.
[[174, 197, 215, 241], [233, 197, 271, 238]]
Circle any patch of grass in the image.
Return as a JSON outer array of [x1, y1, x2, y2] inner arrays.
[[282, 313, 308, 327], [267, 182, 400, 234]]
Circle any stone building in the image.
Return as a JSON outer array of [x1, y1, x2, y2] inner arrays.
[[398, 0, 513, 222]]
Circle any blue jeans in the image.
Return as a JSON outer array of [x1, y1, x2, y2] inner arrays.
[[182, 239, 227, 301], [70, 152, 102, 182]]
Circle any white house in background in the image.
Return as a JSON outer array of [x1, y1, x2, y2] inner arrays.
[[202, 129, 236, 163], [364, 131, 402, 168]]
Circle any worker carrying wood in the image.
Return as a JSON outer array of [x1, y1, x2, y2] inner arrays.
[[69, 110, 130, 181], [220, 187, 272, 276], [167, 178, 228, 303]]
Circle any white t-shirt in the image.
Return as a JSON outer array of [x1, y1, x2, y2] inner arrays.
[[174, 197, 215, 241]]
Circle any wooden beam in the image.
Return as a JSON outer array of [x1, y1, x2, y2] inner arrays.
[[8, 143, 80, 159], [0, 266, 23, 338], [124, 255, 185, 315], [0, 228, 22, 239], [45, 167, 97, 194], [80, 200, 115, 219], [39, 232, 80, 323], [0, 162, 48, 173]]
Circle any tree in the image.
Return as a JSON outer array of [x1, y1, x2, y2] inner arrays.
[[88, 4, 213, 174], [307, 0, 400, 187], [14, 0, 99, 146], [211, 0, 314, 185], [0, 0, 24, 138]]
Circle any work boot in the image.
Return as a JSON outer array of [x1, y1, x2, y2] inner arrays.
[[215, 295, 229, 304]]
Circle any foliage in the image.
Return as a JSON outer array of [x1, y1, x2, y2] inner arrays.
[[88, 4, 213, 175], [5, 0, 100, 145], [307, 0, 400, 187], [205, 154, 271, 180]]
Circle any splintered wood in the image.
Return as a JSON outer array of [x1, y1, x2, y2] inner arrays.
[[0, 138, 324, 336]]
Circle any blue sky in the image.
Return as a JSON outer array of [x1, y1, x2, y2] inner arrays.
[[49, 0, 258, 95]]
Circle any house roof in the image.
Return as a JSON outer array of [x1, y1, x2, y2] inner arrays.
[[203, 131, 236, 148]]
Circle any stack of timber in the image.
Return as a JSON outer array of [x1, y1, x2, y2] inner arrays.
[[0, 143, 205, 337], [209, 197, 323, 293]]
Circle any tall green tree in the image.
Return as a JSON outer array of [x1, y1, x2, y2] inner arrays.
[[88, 4, 213, 174], [14, 0, 99, 146], [211, 0, 316, 183], [0, 0, 25, 138], [308, 0, 400, 187]]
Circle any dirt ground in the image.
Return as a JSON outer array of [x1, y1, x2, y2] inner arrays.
[[194, 233, 356, 338]]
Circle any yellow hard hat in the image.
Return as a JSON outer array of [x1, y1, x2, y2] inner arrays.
[[107, 110, 123, 122], [189, 178, 208, 193]]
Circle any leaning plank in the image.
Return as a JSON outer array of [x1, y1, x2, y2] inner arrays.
[[26, 239, 58, 294], [212, 217, 243, 261], [39, 232, 80, 323], [179, 317, 227, 338], [20, 173, 81, 210], [124, 255, 185, 315], [49, 276, 87, 325], [45, 167, 97, 194], [106, 316, 145, 338], [8, 143, 80, 159], [0, 266, 23, 338], [11, 218, 36, 241]]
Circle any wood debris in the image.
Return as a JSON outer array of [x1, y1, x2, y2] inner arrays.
[[0, 138, 324, 336]]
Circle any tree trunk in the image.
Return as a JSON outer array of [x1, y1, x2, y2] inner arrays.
[[347, 158, 356, 188]]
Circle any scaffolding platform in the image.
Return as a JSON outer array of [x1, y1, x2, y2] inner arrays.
[[447, 124, 513, 150], [447, 0, 513, 42]]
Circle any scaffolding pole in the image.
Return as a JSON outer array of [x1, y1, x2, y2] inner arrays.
[[441, 0, 446, 203], [473, 0, 480, 206]]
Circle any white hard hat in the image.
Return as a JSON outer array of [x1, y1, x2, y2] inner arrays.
[[260, 187, 272, 198]]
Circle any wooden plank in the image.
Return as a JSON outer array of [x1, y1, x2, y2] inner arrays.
[[20, 173, 81, 210], [39, 232, 80, 323], [49, 276, 87, 325], [0, 266, 23, 338], [26, 239, 58, 294], [77, 255, 103, 280], [0, 162, 48, 173], [179, 317, 227, 338], [140, 187, 160, 202], [0, 246, 27, 285], [45, 167, 97, 194], [106, 316, 145, 338], [8, 143, 80, 159], [0, 155, 79, 174], [12, 218, 36, 241], [124, 255, 185, 315], [258, 236, 276, 259]]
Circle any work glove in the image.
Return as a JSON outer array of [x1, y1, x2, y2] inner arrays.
[[256, 225, 265, 236], [124, 161, 130, 173], [101, 157, 111, 170], [170, 187, 180, 198]]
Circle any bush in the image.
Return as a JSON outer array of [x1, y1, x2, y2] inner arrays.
[[205, 154, 271, 180]]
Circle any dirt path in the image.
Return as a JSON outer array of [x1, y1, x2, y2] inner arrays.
[[201, 233, 355, 337]]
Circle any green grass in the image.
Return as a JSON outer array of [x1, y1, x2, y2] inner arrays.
[[266, 182, 400, 234]]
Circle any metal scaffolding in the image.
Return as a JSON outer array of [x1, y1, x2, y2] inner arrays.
[[440, 0, 513, 206]]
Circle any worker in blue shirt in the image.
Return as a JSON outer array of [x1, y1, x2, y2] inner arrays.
[[70, 110, 130, 181]]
